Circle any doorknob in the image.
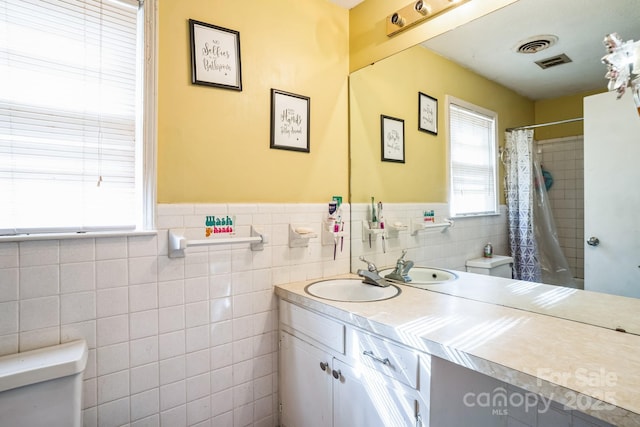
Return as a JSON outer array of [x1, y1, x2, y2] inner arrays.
[[587, 237, 600, 246]]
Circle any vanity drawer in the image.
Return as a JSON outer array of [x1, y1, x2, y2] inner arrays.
[[279, 300, 345, 353], [347, 328, 418, 389]]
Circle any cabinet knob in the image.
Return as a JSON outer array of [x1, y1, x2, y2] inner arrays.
[[319, 361, 329, 372], [332, 369, 342, 380]]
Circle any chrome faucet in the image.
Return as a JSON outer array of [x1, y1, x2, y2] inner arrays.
[[384, 250, 414, 283], [357, 256, 390, 287]]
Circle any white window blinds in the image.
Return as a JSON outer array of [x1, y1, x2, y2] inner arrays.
[[449, 100, 498, 217], [0, 0, 141, 234]]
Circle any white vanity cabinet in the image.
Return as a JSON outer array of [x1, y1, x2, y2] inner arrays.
[[279, 300, 427, 427]]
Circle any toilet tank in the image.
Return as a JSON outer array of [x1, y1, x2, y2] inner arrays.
[[466, 255, 513, 278], [0, 340, 88, 427]]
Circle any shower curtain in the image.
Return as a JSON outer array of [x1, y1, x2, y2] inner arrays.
[[505, 130, 576, 287]]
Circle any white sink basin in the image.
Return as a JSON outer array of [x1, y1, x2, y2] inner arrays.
[[378, 266, 458, 285], [305, 279, 400, 302]]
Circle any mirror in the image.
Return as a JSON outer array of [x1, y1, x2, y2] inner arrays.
[[349, 0, 640, 333]]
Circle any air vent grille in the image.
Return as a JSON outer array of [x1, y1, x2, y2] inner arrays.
[[535, 54, 573, 69], [514, 35, 558, 54]]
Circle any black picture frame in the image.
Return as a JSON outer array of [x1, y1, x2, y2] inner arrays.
[[270, 89, 311, 153], [189, 19, 242, 91], [381, 115, 405, 163], [418, 92, 438, 135]]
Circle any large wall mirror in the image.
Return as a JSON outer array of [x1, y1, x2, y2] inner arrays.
[[349, 0, 640, 333]]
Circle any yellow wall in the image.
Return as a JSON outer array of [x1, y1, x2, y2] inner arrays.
[[348, 0, 518, 72], [157, 0, 349, 203], [533, 89, 604, 140], [350, 45, 534, 203]]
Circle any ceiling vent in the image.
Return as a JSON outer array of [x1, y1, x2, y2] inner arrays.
[[535, 53, 573, 69], [514, 35, 558, 54]]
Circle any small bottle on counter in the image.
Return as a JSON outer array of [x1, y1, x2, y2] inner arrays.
[[483, 242, 493, 258]]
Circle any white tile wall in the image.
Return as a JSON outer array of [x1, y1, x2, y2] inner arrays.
[[0, 203, 350, 427], [350, 202, 510, 274], [537, 136, 585, 279]]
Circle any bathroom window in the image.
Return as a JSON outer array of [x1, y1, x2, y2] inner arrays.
[[0, 0, 156, 235], [447, 96, 499, 217]]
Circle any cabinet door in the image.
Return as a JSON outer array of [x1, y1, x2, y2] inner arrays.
[[333, 358, 420, 427], [280, 331, 333, 427]]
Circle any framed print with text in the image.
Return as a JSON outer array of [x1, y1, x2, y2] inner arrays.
[[418, 92, 437, 135], [381, 115, 405, 163], [270, 89, 310, 152], [189, 19, 242, 91]]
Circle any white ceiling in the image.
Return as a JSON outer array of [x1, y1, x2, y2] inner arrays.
[[421, 0, 640, 100], [330, 0, 640, 100], [327, 0, 365, 9]]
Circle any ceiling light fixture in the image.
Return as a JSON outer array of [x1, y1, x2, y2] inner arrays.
[[386, 0, 471, 37]]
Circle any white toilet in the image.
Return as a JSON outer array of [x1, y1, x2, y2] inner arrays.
[[0, 340, 88, 427], [466, 255, 514, 278]]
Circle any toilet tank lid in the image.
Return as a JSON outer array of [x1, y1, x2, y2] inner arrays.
[[0, 340, 88, 393], [466, 255, 514, 268]]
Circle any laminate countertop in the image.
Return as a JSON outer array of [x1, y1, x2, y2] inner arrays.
[[275, 273, 640, 427]]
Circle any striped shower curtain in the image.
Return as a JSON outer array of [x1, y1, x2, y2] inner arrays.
[[505, 129, 541, 282]]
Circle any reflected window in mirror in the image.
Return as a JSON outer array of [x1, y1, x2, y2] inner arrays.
[[447, 96, 499, 217]]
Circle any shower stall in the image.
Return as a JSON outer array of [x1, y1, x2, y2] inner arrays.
[[504, 126, 580, 288]]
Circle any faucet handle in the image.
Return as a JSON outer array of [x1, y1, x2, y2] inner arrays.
[[398, 250, 407, 261], [359, 255, 377, 272]]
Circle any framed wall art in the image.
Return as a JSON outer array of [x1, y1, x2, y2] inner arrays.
[[381, 115, 405, 163], [189, 19, 242, 91], [418, 92, 438, 135], [270, 89, 310, 152]]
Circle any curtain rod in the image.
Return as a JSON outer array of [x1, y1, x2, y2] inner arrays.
[[506, 117, 584, 132]]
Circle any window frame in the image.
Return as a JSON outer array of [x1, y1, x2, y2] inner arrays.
[[0, 0, 157, 241], [446, 95, 499, 218]]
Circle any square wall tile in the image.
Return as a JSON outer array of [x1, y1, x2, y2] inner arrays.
[[130, 309, 158, 340], [20, 296, 59, 331], [96, 259, 128, 289], [19, 326, 59, 351], [97, 370, 130, 404], [130, 336, 159, 368], [159, 355, 186, 386], [0, 301, 18, 335], [19, 240, 58, 266], [0, 243, 18, 268], [19, 265, 59, 299], [159, 280, 184, 308], [130, 283, 158, 313], [97, 288, 129, 318], [60, 262, 95, 294], [61, 320, 96, 349], [96, 236, 128, 260], [131, 388, 160, 422], [128, 235, 158, 258], [159, 330, 185, 360], [0, 268, 18, 302], [97, 342, 129, 376], [0, 334, 18, 356], [129, 257, 158, 286], [97, 397, 130, 427], [60, 239, 95, 263], [61, 292, 96, 324], [97, 315, 129, 347], [160, 380, 186, 411], [130, 362, 159, 395]]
